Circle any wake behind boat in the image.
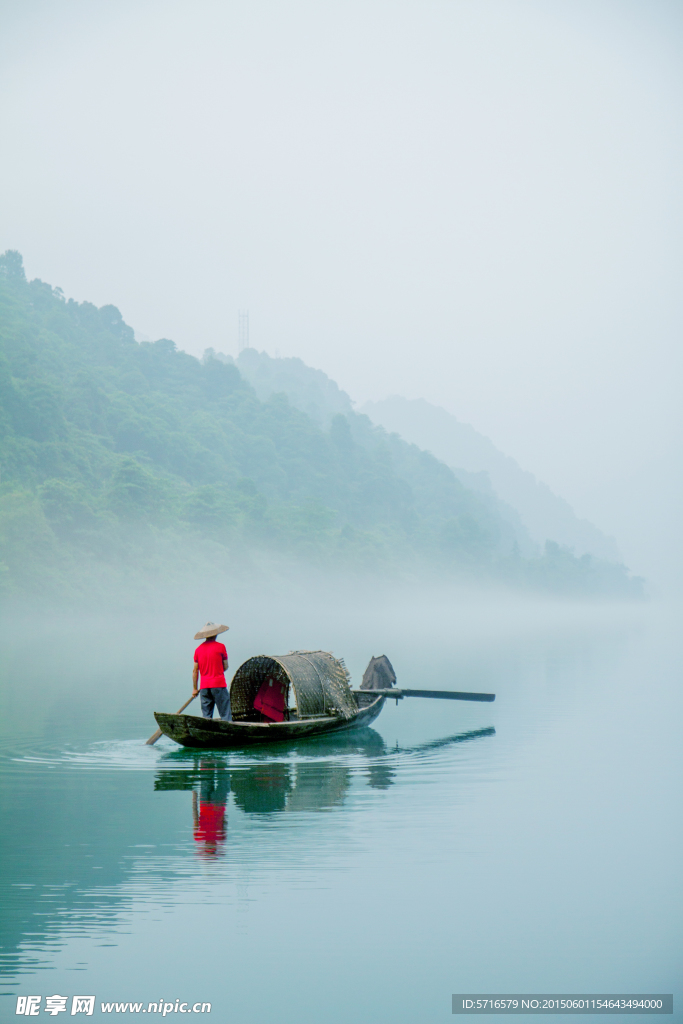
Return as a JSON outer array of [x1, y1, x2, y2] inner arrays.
[[152, 651, 495, 750]]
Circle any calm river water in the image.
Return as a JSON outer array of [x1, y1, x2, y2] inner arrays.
[[1, 596, 681, 1023]]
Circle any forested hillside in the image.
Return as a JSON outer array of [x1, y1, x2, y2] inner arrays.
[[0, 251, 643, 602], [222, 347, 538, 560]]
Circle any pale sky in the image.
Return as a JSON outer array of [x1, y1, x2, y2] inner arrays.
[[1, 0, 682, 586]]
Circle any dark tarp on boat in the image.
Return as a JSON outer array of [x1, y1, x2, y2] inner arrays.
[[360, 655, 396, 691], [230, 650, 357, 721]]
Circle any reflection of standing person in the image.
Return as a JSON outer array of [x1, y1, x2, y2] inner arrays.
[[192, 767, 229, 857], [192, 622, 231, 721]]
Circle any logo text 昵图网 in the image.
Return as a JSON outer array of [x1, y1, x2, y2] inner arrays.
[[16, 997, 212, 1015]]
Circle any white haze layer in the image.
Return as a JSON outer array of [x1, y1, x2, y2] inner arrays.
[[0, 0, 681, 589]]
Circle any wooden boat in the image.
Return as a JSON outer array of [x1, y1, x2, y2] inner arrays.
[[152, 651, 495, 750]]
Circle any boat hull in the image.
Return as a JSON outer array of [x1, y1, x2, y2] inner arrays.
[[153, 695, 386, 749]]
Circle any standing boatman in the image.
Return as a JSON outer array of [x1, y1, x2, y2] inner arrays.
[[192, 622, 231, 721]]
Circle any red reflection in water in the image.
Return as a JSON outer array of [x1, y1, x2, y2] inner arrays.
[[192, 766, 228, 857]]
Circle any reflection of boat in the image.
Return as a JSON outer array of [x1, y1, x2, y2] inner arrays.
[[153, 652, 494, 750], [154, 753, 354, 824], [153, 724, 495, 822], [154, 728, 393, 816]]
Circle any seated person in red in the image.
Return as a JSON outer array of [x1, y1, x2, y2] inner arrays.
[[253, 676, 287, 721], [192, 621, 231, 721]]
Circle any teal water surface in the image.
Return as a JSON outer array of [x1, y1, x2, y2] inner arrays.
[[1, 598, 681, 1023]]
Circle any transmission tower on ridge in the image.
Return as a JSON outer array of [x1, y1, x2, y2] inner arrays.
[[238, 310, 249, 352]]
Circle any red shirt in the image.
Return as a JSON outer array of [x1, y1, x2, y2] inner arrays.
[[194, 640, 228, 689]]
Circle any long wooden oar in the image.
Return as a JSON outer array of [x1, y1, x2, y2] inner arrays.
[[145, 693, 198, 746], [354, 688, 495, 702]]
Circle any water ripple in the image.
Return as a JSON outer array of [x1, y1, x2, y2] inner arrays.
[[4, 726, 495, 779]]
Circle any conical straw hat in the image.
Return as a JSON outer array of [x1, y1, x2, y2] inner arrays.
[[194, 621, 229, 640]]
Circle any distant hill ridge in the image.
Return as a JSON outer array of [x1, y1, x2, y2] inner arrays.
[[361, 397, 620, 562], [227, 347, 354, 428], [213, 349, 538, 560], [226, 348, 619, 562]]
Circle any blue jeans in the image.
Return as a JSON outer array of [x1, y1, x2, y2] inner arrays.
[[200, 687, 232, 721]]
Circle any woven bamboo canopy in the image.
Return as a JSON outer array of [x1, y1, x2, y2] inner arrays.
[[230, 650, 357, 722]]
